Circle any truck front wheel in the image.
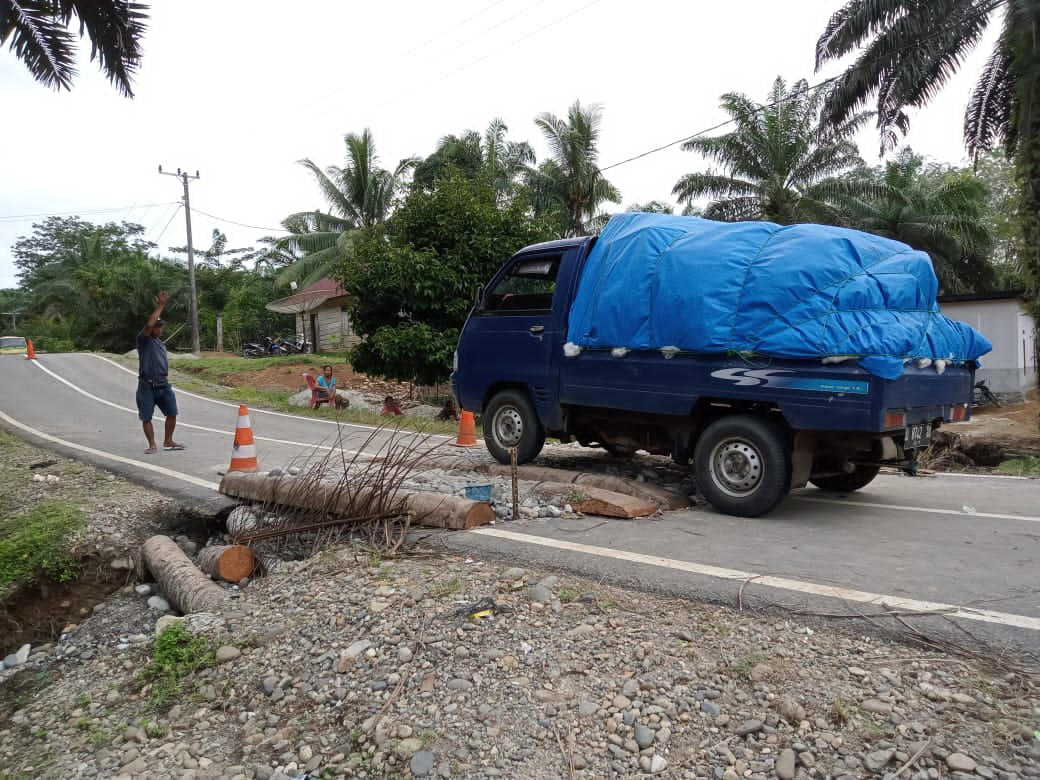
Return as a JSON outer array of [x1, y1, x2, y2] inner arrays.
[[694, 416, 791, 517], [484, 389, 546, 465], [809, 465, 880, 493]]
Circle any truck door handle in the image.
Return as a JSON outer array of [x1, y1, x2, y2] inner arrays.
[[529, 325, 545, 334]]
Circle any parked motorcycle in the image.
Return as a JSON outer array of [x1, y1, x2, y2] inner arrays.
[[282, 334, 313, 354], [242, 340, 267, 358], [264, 336, 291, 356]]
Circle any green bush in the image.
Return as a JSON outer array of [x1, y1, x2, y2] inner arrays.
[[996, 456, 1040, 476], [137, 622, 216, 705], [0, 501, 84, 595]]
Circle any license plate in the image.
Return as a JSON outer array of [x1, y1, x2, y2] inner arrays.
[[904, 422, 932, 450]]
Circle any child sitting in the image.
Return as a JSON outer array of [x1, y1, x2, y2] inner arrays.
[[381, 395, 403, 416]]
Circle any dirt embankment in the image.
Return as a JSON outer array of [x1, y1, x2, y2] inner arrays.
[[931, 397, 1040, 469]]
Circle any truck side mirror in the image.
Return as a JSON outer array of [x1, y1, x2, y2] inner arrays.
[[475, 284, 484, 306]]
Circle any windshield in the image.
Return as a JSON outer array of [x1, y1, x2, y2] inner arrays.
[[0, 336, 26, 350]]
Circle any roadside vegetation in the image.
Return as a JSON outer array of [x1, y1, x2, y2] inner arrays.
[[996, 456, 1040, 477], [102, 353, 464, 436], [135, 622, 216, 707], [0, 500, 83, 598]]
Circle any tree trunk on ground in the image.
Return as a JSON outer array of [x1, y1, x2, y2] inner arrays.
[[197, 544, 256, 582], [219, 472, 494, 530], [142, 535, 227, 614]]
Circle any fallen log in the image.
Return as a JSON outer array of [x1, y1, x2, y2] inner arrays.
[[225, 506, 260, 535], [474, 463, 689, 510], [142, 535, 227, 614], [219, 472, 494, 531], [197, 544, 256, 582]]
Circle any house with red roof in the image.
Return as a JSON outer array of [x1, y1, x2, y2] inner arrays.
[[265, 277, 359, 352]]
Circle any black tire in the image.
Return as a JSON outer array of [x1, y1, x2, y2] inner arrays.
[[483, 389, 545, 465], [809, 465, 880, 493], [693, 416, 791, 517]]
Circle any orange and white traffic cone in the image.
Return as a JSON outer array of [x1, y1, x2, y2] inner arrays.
[[228, 405, 259, 472], [25, 339, 35, 360], [453, 409, 479, 448]]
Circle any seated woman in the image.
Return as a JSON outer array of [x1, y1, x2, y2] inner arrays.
[[381, 395, 403, 416], [435, 398, 460, 422], [316, 365, 344, 408]]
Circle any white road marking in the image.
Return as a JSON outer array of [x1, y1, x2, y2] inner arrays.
[[29, 358, 372, 456], [91, 353, 453, 440], [0, 409, 220, 491], [794, 494, 1040, 524], [472, 528, 1040, 632]]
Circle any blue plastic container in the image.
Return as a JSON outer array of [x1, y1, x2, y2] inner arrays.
[[464, 484, 493, 502]]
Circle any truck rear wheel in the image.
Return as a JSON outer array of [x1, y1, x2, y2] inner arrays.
[[809, 465, 880, 493], [694, 416, 791, 517], [484, 389, 545, 465]]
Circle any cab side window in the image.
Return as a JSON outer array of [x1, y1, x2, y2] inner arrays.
[[481, 255, 560, 314]]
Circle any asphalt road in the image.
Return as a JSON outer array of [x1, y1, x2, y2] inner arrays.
[[2, 353, 1038, 657]]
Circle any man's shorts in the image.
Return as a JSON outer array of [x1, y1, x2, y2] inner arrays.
[[137, 379, 178, 422]]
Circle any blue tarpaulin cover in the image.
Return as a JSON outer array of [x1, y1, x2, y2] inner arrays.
[[565, 213, 992, 379]]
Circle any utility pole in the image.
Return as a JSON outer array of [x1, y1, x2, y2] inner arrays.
[[158, 165, 202, 353]]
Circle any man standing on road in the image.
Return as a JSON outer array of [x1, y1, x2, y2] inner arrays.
[[137, 290, 184, 454]]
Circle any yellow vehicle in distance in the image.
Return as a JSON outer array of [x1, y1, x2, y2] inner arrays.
[[0, 336, 27, 356]]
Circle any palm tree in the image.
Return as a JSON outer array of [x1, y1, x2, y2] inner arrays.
[[672, 76, 871, 224], [414, 118, 535, 200], [530, 100, 621, 236], [841, 149, 995, 292], [1, 0, 147, 96], [278, 129, 417, 287], [815, 0, 1040, 304]]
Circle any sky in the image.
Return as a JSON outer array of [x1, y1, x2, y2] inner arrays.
[[0, 0, 998, 290]]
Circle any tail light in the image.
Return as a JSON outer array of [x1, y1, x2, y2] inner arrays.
[[884, 412, 905, 429]]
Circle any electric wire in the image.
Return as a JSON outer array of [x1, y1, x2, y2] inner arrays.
[[600, 76, 840, 172], [321, 0, 602, 117], [599, 0, 1004, 173], [188, 207, 287, 233], [0, 202, 179, 222], [152, 204, 182, 247]]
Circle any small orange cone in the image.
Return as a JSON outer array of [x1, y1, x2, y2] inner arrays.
[[228, 405, 259, 472], [453, 409, 478, 447], [25, 339, 35, 360]]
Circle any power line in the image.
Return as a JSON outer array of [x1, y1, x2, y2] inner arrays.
[[189, 207, 287, 233], [0, 202, 179, 222], [153, 203, 182, 246], [308, 0, 545, 115], [600, 0, 1004, 174], [600, 76, 840, 172], [322, 0, 602, 117]]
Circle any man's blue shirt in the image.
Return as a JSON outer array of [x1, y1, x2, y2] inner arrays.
[[137, 330, 169, 382]]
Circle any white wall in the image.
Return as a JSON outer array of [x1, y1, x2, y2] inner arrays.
[[941, 299, 1037, 397]]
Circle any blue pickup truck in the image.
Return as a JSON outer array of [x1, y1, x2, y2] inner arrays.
[[452, 214, 988, 517]]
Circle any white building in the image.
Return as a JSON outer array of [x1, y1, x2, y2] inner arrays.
[[939, 292, 1037, 400]]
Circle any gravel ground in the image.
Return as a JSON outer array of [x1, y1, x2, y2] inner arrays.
[[0, 434, 1037, 780]]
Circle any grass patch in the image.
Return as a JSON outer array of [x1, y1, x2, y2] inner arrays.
[[136, 622, 216, 706], [996, 455, 1040, 477], [0, 501, 84, 597], [558, 587, 579, 604], [113, 353, 466, 436], [428, 577, 461, 598]]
